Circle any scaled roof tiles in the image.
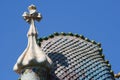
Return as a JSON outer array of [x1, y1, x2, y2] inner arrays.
[[38, 32, 115, 80]]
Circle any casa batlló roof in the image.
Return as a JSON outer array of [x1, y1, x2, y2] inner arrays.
[[13, 4, 120, 80]]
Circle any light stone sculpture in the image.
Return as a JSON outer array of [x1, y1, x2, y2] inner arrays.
[[13, 4, 52, 80]]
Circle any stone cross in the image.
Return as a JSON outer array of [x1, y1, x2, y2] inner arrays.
[[13, 5, 52, 80], [22, 4, 42, 23]]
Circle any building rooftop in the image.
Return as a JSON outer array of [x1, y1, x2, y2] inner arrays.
[[13, 4, 119, 80]]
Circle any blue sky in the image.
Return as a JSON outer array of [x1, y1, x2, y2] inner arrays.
[[0, 0, 120, 80]]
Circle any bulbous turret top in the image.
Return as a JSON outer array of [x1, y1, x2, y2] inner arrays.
[[13, 5, 52, 74]]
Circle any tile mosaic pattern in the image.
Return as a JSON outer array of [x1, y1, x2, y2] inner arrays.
[[38, 32, 115, 80]]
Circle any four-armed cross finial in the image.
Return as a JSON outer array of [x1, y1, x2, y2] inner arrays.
[[22, 4, 42, 23], [13, 5, 53, 78], [22, 4, 42, 37]]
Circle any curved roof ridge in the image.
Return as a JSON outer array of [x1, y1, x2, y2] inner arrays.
[[38, 32, 101, 47]]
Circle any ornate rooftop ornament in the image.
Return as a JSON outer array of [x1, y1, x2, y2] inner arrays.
[[22, 4, 42, 23], [13, 4, 52, 80]]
